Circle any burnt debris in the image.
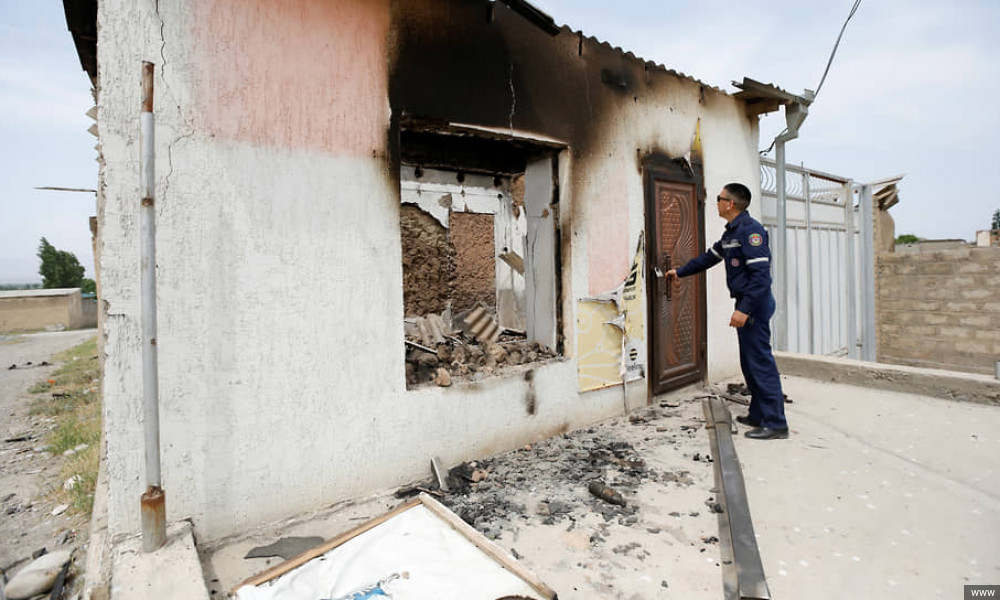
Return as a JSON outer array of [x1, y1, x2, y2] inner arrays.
[[394, 425, 697, 541], [405, 312, 558, 387]]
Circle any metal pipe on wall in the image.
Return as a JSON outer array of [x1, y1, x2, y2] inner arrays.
[[773, 138, 788, 351], [139, 61, 166, 553]]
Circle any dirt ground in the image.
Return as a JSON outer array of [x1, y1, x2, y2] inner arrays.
[[202, 384, 734, 599], [0, 330, 98, 586]]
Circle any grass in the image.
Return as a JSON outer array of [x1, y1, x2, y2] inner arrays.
[[29, 336, 101, 516]]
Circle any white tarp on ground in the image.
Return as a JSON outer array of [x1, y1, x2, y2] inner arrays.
[[234, 503, 543, 600]]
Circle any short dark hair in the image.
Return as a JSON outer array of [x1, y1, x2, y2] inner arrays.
[[724, 183, 752, 211]]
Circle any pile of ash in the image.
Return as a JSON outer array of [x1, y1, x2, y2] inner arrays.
[[397, 420, 696, 540]]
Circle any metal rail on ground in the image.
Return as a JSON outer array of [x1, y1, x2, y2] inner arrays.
[[703, 397, 771, 600]]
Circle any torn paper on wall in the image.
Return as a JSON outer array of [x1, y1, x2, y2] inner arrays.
[[577, 234, 646, 392]]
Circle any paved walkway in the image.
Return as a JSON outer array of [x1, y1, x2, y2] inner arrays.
[[737, 375, 1000, 599]]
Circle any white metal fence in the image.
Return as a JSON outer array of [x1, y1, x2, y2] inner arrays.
[[759, 159, 874, 360]]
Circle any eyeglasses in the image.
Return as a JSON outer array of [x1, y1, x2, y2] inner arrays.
[[716, 195, 733, 204]]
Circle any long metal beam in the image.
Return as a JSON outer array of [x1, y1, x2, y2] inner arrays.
[[704, 398, 771, 600]]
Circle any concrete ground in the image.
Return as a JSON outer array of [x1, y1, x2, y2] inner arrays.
[[742, 375, 1000, 599], [194, 372, 1000, 599]]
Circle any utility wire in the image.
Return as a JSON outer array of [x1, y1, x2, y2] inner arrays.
[[761, 0, 862, 156], [760, 128, 787, 156], [814, 0, 862, 98]]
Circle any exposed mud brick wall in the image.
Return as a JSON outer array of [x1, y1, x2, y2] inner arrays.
[[400, 204, 452, 317], [877, 246, 1000, 375], [450, 212, 496, 313]]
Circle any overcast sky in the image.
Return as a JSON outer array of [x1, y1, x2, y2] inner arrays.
[[1, 0, 998, 283]]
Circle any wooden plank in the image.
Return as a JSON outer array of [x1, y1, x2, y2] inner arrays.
[[231, 498, 422, 593], [417, 493, 557, 600]]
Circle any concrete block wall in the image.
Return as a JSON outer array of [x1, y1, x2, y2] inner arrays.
[[877, 246, 1000, 375]]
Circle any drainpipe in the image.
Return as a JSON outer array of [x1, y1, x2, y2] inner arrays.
[[771, 99, 810, 352], [773, 134, 791, 351], [139, 61, 166, 553]]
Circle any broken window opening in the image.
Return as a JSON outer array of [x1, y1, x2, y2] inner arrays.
[[399, 135, 562, 388]]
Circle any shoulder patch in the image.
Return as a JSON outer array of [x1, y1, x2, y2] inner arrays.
[[748, 232, 763, 247]]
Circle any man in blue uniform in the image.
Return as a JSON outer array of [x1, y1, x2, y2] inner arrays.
[[666, 183, 789, 440]]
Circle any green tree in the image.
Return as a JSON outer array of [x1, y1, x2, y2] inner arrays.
[[81, 278, 97, 294], [992, 208, 999, 230], [895, 234, 920, 245], [37, 237, 86, 289]]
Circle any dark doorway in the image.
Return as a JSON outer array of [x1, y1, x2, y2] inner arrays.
[[644, 155, 706, 395]]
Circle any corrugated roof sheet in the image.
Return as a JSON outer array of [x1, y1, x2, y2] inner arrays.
[[557, 25, 730, 97]]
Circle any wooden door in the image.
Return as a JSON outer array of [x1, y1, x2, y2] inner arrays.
[[645, 159, 706, 395]]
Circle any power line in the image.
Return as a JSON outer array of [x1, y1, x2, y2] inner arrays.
[[814, 0, 862, 98], [760, 0, 862, 156]]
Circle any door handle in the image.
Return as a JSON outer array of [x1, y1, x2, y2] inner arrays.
[[654, 267, 671, 300], [663, 255, 672, 300]]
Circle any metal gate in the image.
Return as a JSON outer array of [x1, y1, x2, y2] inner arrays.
[[759, 158, 875, 360]]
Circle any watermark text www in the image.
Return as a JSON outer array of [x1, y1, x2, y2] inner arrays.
[[966, 586, 1000, 599]]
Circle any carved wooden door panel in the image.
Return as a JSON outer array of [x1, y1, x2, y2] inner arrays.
[[646, 166, 705, 395]]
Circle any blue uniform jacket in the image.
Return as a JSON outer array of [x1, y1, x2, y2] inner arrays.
[[675, 211, 773, 315]]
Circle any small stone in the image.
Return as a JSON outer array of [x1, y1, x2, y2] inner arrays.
[[549, 501, 571, 515], [63, 475, 83, 492], [647, 527, 661, 534], [434, 368, 452, 387], [73, 443, 89, 452], [51, 504, 69, 516], [659, 400, 681, 408], [62, 449, 76, 457], [661, 580, 669, 588], [4, 550, 72, 599]]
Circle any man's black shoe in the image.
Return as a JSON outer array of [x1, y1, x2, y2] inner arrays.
[[744, 427, 789, 440], [735, 415, 760, 427]]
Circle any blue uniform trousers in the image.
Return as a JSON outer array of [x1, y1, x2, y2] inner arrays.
[[736, 293, 787, 431]]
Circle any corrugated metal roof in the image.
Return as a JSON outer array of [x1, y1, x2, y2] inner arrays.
[[557, 25, 730, 97]]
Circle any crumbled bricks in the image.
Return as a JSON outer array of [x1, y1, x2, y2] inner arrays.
[[405, 329, 558, 387]]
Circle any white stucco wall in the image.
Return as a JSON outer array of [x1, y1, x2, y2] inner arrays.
[[563, 62, 759, 389], [97, 0, 760, 542]]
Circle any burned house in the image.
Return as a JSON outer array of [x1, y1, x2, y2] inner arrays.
[[65, 0, 783, 542]]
